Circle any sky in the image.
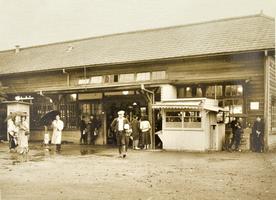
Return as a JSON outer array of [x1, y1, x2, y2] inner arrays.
[[0, 0, 275, 51]]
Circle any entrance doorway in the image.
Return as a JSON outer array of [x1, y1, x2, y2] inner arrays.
[[103, 94, 147, 145]]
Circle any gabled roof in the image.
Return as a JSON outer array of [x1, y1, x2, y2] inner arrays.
[[0, 14, 274, 75]]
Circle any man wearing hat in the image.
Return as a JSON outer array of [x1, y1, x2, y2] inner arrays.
[[111, 110, 130, 158]]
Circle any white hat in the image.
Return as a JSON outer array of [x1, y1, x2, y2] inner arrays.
[[118, 110, 125, 115]]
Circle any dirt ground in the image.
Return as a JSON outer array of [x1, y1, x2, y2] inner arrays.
[[0, 142, 276, 200]]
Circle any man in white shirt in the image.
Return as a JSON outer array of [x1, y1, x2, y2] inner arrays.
[[111, 110, 130, 158]]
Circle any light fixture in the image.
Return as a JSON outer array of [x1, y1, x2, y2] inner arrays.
[[133, 102, 137, 106], [122, 91, 129, 95]]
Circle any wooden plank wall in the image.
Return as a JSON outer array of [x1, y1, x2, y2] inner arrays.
[[166, 52, 265, 126]]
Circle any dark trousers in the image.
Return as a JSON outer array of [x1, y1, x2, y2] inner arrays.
[[56, 144, 61, 152], [89, 132, 95, 145], [233, 133, 241, 150], [253, 136, 263, 152], [116, 131, 129, 155], [80, 130, 87, 144], [9, 134, 17, 149]]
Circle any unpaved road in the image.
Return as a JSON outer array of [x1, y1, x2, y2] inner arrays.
[[0, 143, 276, 200]]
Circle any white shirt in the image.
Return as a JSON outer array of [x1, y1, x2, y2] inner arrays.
[[118, 118, 124, 131]]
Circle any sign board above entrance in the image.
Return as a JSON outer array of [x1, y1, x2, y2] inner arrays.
[[79, 93, 103, 100]]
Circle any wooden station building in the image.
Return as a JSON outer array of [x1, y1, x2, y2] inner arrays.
[[0, 14, 275, 150]]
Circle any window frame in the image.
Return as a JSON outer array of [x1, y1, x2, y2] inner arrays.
[[164, 109, 203, 130]]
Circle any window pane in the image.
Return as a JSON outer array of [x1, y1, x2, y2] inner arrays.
[[177, 88, 185, 98], [225, 85, 243, 96], [90, 76, 102, 84], [119, 73, 135, 82], [186, 87, 192, 97], [165, 111, 182, 128], [206, 86, 222, 97], [136, 72, 151, 81], [104, 75, 118, 83], [152, 71, 166, 80], [196, 88, 203, 97], [183, 111, 202, 128]]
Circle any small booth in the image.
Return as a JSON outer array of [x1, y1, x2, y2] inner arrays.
[[153, 98, 225, 151], [0, 101, 31, 140]]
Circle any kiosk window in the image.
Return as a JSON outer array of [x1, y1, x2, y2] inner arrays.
[[166, 111, 182, 128], [165, 111, 202, 129]]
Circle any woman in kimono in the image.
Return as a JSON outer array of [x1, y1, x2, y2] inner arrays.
[[51, 114, 64, 152], [7, 117, 18, 152], [17, 116, 29, 154]]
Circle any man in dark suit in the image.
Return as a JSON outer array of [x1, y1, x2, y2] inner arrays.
[[252, 116, 264, 152], [79, 116, 87, 144], [111, 110, 130, 158]]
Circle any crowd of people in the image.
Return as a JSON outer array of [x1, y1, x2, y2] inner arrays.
[[227, 116, 265, 153], [7, 110, 266, 156], [7, 115, 29, 154]]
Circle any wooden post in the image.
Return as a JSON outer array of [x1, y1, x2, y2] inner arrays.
[[264, 50, 270, 151], [138, 89, 155, 149]]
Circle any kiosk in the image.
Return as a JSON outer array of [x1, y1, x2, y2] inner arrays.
[[1, 101, 31, 140], [153, 98, 225, 151]]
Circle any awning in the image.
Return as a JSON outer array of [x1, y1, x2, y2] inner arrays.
[[204, 105, 226, 112], [152, 101, 201, 110], [153, 100, 225, 112]]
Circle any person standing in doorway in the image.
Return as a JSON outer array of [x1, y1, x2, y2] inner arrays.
[[111, 110, 130, 158], [51, 115, 64, 152], [252, 116, 264, 152], [87, 115, 99, 145], [228, 117, 237, 150], [79, 116, 87, 145], [131, 115, 140, 150], [140, 116, 151, 150]]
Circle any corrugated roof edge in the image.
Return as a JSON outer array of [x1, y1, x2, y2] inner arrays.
[[0, 13, 274, 54]]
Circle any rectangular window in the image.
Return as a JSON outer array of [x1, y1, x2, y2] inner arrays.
[[152, 71, 166, 80], [166, 111, 182, 128], [165, 110, 202, 129], [177, 88, 185, 98], [104, 75, 119, 83], [136, 72, 151, 81], [90, 76, 103, 84], [225, 85, 243, 96], [224, 99, 243, 114], [206, 85, 223, 97], [119, 73, 135, 82]]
